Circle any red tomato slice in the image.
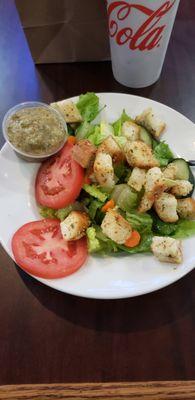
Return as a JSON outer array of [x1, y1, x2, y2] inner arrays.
[[35, 142, 84, 209], [12, 219, 88, 279]]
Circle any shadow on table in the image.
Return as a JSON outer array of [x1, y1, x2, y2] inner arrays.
[[16, 263, 194, 334]]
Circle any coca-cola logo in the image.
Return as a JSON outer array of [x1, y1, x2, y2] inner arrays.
[[107, 1, 176, 51]]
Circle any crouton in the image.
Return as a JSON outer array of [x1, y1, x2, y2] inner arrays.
[[121, 121, 140, 141], [128, 167, 146, 192], [163, 164, 177, 180], [98, 135, 125, 163], [94, 152, 115, 188], [60, 211, 90, 241], [124, 140, 159, 169], [135, 108, 166, 138], [50, 100, 82, 123], [151, 236, 182, 264], [101, 209, 132, 244], [138, 167, 166, 213], [72, 139, 96, 168], [177, 198, 195, 219], [154, 192, 178, 223], [171, 180, 193, 197]]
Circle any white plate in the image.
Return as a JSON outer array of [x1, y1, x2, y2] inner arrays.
[[0, 93, 195, 299]]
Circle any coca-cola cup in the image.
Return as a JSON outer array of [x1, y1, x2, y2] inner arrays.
[[107, 0, 180, 88]]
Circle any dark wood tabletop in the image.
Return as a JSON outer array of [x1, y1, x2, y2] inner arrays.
[[0, 0, 195, 386]]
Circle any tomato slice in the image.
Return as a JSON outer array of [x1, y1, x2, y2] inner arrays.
[[35, 142, 84, 209], [12, 219, 88, 279]]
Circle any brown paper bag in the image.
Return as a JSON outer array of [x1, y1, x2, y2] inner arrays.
[[15, 0, 110, 64]]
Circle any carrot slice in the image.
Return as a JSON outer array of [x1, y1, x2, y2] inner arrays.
[[125, 230, 141, 248], [101, 199, 115, 212], [67, 136, 77, 145]]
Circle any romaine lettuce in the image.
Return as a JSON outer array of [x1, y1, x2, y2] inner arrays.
[[126, 211, 153, 234], [154, 141, 174, 167], [75, 121, 95, 140], [87, 226, 118, 254], [118, 233, 153, 254], [88, 200, 103, 220], [39, 205, 73, 221], [83, 184, 108, 202], [76, 92, 99, 122], [86, 227, 101, 253], [112, 109, 132, 136], [173, 220, 195, 239]]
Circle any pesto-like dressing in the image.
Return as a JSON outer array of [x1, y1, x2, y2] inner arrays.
[[6, 107, 66, 155]]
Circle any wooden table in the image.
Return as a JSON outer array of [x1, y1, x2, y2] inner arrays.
[[0, 0, 195, 389]]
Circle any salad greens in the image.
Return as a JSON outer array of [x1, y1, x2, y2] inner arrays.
[[113, 109, 131, 136], [83, 184, 108, 202], [154, 141, 174, 167], [76, 92, 99, 122], [39, 92, 195, 258]]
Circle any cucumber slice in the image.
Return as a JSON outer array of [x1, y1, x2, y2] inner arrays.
[[111, 184, 127, 203], [167, 158, 194, 197], [189, 168, 195, 197], [169, 158, 190, 180], [139, 127, 152, 147], [117, 186, 138, 212]]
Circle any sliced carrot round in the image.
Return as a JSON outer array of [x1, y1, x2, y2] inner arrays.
[[101, 199, 115, 212], [67, 136, 77, 145], [125, 230, 141, 248]]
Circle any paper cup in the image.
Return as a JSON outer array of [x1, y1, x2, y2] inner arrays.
[[107, 0, 180, 88]]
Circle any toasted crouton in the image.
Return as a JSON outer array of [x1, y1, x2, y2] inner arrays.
[[94, 152, 115, 188], [72, 139, 96, 168], [121, 121, 140, 141], [171, 180, 193, 197], [124, 141, 159, 169], [101, 209, 132, 244], [135, 108, 166, 139], [98, 136, 125, 163], [154, 192, 178, 223], [50, 100, 82, 123], [60, 211, 90, 241], [163, 164, 177, 180], [138, 167, 165, 213], [177, 198, 195, 219], [151, 236, 182, 264], [128, 167, 146, 192]]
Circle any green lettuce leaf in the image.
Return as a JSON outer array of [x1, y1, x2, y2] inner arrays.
[[83, 184, 108, 202], [76, 92, 99, 122], [126, 211, 153, 234], [118, 233, 153, 254], [114, 136, 127, 149], [39, 203, 85, 221], [95, 227, 118, 253], [75, 121, 95, 140], [39, 205, 73, 221], [88, 200, 103, 220], [87, 125, 107, 146], [112, 110, 132, 136], [55, 206, 73, 221], [154, 141, 174, 167], [151, 212, 178, 236], [87, 226, 118, 254], [114, 162, 128, 181], [39, 206, 56, 219], [87, 122, 114, 146], [173, 220, 195, 239], [151, 211, 195, 238], [86, 227, 101, 253]]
